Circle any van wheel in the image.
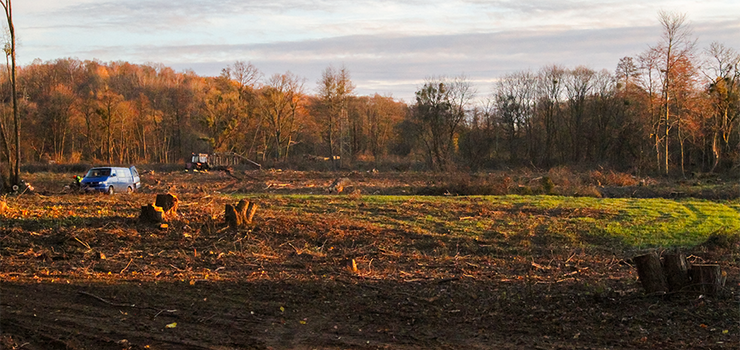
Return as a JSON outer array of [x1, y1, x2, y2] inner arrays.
[[127, 186, 133, 194], [107, 186, 114, 195]]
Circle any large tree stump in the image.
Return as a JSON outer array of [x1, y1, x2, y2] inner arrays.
[[690, 264, 724, 295], [140, 204, 164, 223], [225, 199, 258, 228], [140, 194, 178, 224], [663, 252, 690, 292], [634, 252, 668, 294], [155, 193, 179, 216]]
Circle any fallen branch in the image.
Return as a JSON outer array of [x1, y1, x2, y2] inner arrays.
[[78, 291, 135, 308], [120, 258, 133, 274]]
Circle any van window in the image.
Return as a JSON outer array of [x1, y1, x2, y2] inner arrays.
[[87, 168, 111, 177]]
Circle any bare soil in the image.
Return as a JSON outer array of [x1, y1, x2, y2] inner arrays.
[[1, 170, 738, 349]]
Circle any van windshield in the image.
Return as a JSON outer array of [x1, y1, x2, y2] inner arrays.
[[86, 168, 111, 177]]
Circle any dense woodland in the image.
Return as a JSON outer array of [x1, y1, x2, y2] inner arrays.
[[0, 12, 738, 185]]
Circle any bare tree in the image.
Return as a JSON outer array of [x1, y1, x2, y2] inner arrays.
[[0, 0, 18, 189], [536, 65, 565, 165], [653, 10, 697, 174], [564, 66, 595, 162], [703, 42, 740, 172], [317, 65, 354, 169], [492, 71, 536, 163], [616, 57, 639, 92], [259, 72, 305, 161], [222, 61, 262, 92], [412, 75, 473, 170]]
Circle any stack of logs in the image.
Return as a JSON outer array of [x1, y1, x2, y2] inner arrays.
[[634, 251, 726, 295]]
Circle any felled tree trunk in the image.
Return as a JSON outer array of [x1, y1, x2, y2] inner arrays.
[[663, 252, 690, 292], [690, 264, 724, 296], [225, 199, 258, 228], [634, 252, 668, 294]]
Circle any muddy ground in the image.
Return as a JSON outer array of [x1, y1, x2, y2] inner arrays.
[[1, 170, 738, 349]]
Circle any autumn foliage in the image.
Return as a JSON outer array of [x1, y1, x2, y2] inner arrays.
[[0, 13, 738, 181]]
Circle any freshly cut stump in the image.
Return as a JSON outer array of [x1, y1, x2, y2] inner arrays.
[[155, 193, 179, 217], [634, 252, 668, 294], [140, 204, 164, 223], [225, 199, 259, 228], [690, 264, 724, 295], [663, 252, 690, 292], [140, 193, 179, 224]]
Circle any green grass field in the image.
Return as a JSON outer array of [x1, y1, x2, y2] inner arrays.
[[256, 194, 740, 249]]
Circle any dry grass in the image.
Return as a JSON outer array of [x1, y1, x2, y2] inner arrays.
[[1, 170, 738, 349]]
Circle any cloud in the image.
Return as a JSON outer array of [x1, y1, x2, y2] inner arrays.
[[150, 25, 652, 100], [15, 0, 740, 101]]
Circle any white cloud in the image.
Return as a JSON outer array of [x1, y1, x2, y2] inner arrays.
[[11, 0, 740, 101]]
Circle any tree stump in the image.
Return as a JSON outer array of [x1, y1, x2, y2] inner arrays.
[[225, 199, 258, 228], [155, 193, 179, 220], [328, 177, 351, 194], [690, 264, 724, 295], [663, 252, 690, 292], [140, 204, 164, 223], [634, 252, 668, 294], [140, 194, 178, 225]]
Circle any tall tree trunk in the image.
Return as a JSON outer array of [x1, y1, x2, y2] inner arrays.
[[1, 0, 19, 186]]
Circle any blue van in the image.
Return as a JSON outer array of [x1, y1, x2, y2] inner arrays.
[[80, 166, 141, 194]]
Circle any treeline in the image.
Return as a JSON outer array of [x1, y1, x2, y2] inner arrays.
[[0, 61, 407, 170], [414, 12, 739, 175], [0, 12, 738, 177]]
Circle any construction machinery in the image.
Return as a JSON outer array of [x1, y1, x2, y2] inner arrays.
[[187, 152, 261, 171]]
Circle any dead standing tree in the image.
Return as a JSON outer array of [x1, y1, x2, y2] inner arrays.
[[0, 0, 20, 190]]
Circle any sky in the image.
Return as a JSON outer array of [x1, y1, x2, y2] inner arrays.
[[11, 0, 740, 102]]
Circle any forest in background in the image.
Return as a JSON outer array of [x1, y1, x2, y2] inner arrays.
[[0, 12, 738, 181]]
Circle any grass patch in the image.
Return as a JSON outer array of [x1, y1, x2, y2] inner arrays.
[[237, 194, 740, 250]]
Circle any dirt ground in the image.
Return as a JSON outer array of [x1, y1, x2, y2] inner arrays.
[[1, 170, 738, 349]]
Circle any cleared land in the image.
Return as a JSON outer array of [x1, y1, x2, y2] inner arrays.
[[1, 170, 739, 349]]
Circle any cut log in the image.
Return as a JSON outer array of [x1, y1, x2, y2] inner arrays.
[[690, 264, 724, 295], [663, 252, 690, 292], [140, 204, 164, 223], [634, 252, 668, 294], [225, 199, 258, 228]]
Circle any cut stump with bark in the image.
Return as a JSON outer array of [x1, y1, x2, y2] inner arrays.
[[140, 204, 164, 223], [140, 194, 178, 224], [634, 252, 668, 294], [690, 264, 724, 295], [632, 251, 726, 296], [663, 252, 690, 292], [155, 193, 179, 217], [225, 199, 258, 228]]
